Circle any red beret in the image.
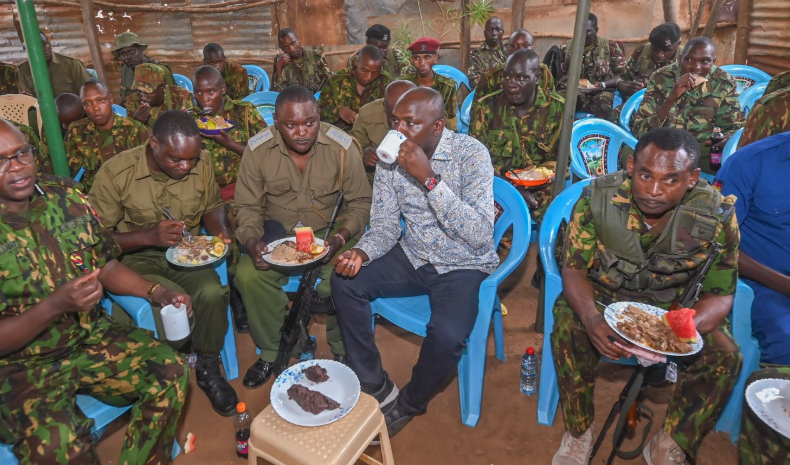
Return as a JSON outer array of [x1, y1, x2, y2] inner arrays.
[[408, 37, 441, 54]]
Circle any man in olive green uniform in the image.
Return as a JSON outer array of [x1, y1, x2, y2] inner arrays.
[[551, 128, 742, 465], [0, 119, 189, 464], [740, 366, 790, 465], [10, 120, 51, 174], [738, 71, 790, 148], [351, 80, 416, 184], [125, 63, 195, 130], [557, 13, 625, 119], [0, 63, 18, 95], [234, 86, 372, 388], [113, 32, 175, 103], [90, 110, 239, 416], [616, 23, 683, 100], [468, 16, 507, 88], [347, 24, 412, 78], [632, 37, 744, 174], [18, 32, 90, 99], [319, 45, 391, 132], [470, 50, 564, 220], [402, 37, 458, 131], [273, 28, 331, 93], [67, 81, 148, 192], [203, 42, 250, 101]]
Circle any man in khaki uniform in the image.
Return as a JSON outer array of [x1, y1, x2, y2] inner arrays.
[[18, 31, 90, 98], [350, 80, 416, 184], [234, 86, 372, 389], [89, 110, 238, 416], [125, 63, 195, 130]]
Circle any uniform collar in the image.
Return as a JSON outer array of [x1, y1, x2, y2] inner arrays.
[[273, 127, 321, 159], [86, 114, 121, 133], [49, 52, 64, 66]]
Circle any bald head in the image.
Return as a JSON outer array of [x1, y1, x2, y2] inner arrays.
[[55, 93, 85, 130], [0, 118, 25, 144], [383, 80, 416, 121], [391, 87, 446, 158], [508, 29, 535, 55], [507, 49, 540, 70], [397, 87, 445, 120], [194, 65, 224, 86]]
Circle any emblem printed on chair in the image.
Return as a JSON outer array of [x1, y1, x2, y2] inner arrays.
[[494, 200, 504, 224], [576, 133, 610, 177], [733, 76, 756, 94]]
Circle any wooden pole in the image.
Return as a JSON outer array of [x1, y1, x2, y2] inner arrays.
[[662, 0, 678, 23], [734, 0, 752, 63], [80, 0, 106, 83], [689, 0, 707, 37], [702, 0, 728, 38], [511, 0, 526, 32], [460, 0, 471, 73]]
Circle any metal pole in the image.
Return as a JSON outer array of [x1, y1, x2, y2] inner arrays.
[[16, 0, 69, 177], [80, 0, 107, 83], [551, 0, 591, 199]]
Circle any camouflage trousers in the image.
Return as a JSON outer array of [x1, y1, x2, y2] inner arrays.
[[740, 366, 790, 465], [551, 295, 742, 459], [576, 91, 615, 120], [0, 318, 188, 465]]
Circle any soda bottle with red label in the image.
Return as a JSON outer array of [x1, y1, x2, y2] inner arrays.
[[235, 402, 251, 458]]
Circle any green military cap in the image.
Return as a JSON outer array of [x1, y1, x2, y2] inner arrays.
[[131, 63, 167, 93], [112, 32, 148, 59]]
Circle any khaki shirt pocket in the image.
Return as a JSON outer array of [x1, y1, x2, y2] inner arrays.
[[173, 197, 205, 231], [265, 178, 292, 197], [125, 207, 159, 231], [309, 175, 340, 211]]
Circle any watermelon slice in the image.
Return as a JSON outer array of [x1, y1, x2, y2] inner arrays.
[[295, 226, 315, 253], [662, 308, 698, 343]]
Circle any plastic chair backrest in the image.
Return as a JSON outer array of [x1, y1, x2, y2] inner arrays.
[[86, 68, 98, 81], [243, 65, 270, 93], [612, 90, 623, 109], [721, 127, 744, 166], [458, 90, 475, 134], [314, 91, 321, 101], [243, 91, 278, 126], [720, 65, 771, 95], [570, 118, 637, 180], [112, 104, 127, 117], [539, 179, 591, 278], [738, 82, 767, 117], [618, 88, 645, 134], [0, 94, 41, 134], [173, 73, 193, 93], [432, 65, 470, 92]]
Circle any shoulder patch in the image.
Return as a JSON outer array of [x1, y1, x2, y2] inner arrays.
[[248, 127, 274, 151], [325, 126, 352, 150]]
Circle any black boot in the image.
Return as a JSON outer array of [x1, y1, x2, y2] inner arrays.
[[195, 353, 238, 416], [228, 277, 249, 333]]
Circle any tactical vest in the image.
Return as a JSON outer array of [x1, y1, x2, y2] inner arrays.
[[587, 171, 723, 302]]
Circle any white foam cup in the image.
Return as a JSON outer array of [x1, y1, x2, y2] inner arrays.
[[160, 303, 190, 341], [376, 130, 406, 164]]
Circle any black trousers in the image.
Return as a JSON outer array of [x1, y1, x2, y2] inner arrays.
[[331, 244, 488, 414]]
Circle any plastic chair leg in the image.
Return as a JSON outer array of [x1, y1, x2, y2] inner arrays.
[[537, 330, 560, 426], [493, 307, 505, 362], [458, 336, 486, 427], [221, 305, 239, 381]]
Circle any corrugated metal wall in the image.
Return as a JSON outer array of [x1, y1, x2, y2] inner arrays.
[[746, 0, 790, 74]]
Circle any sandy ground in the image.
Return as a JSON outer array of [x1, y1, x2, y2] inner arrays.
[[96, 247, 739, 464]]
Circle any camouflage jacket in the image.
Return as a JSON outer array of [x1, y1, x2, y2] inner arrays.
[[468, 43, 507, 88], [347, 46, 412, 77], [402, 71, 459, 130], [0, 175, 120, 367], [765, 70, 790, 95], [558, 36, 626, 87], [124, 85, 196, 130], [11, 120, 52, 175], [738, 88, 790, 149], [119, 55, 175, 102], [318, 68, 392, 132], [65, 115, 150, 192], [224, 60, 250, 101], [475, 62, 556, 100], [620, 43, 683, 88], [273, 47, 331, 93], [194, 97, 267, 188], [0, 63, 18, 95], [563, 174, 739, 308]]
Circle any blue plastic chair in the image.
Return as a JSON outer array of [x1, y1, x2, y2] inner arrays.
[[574, 112, 595, 120], [112, 104, 127, 117], [570, 118, 637, 180], [242, 64, 270, 93], [458, 90, 475, 134], [720, 65, 771, 95], [619, 88, 646, 134], [738, 82, 767, 117], [173, 73, 193, 93], [243, 91, 278, 126], [612, 90, 624, 109], [369, 177, 530, 427], [86, 68, 98, 81], [432, 64, 471, 92], [314, 91, 321, 101], [721, 127, 744, 167]]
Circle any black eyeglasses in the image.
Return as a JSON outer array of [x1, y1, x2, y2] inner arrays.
[[0, 145, 37, 174]]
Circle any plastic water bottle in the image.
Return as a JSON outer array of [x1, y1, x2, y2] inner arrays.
[[520, 347, 538, 396], [299, 335, 317, 361], [234, 402, 251, 458]]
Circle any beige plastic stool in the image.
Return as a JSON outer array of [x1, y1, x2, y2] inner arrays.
[[0, 94, 41, 134], [248, 393, 394, 465]]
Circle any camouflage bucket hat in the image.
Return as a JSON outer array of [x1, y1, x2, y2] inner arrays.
[[112, 32, 148, 59], [132, 63, 167, 93]]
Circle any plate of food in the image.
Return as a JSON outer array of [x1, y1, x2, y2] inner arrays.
[[604, 302, 703, 356], [578, 78, 601, 92], [505, 166, 555, 187], [746, 378, 790, 439], [262, 227, 329, 267], [166, 236, 228, 267], [270, 359, 361, 427], [196, 115, 235, 135]]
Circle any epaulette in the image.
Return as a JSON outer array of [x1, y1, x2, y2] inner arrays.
[[325, 125, 352, 150], [248, 127, 274, 151]]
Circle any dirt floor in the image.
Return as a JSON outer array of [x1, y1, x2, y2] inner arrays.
[[95, 246, 740, 464]]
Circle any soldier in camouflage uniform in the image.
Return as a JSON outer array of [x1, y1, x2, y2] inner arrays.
[[10, 120, 51, 175], [401, 37, 458, 131], [66, 81, 148, 192], [0, 119, 189, 465], [468, 17, 507, 88], [273, 28, 331, 93], [125, 63, 196, 131], [203, 43, 250, 101], [319, 45, 391, 132], [551, 128, 742, 465], [633, 37, 744, 175], [738, 87, 790, 148], [347, 24, 413, 78], [113, 32, 175, 103], [740, 366, 790, 465], [557, 13, 626, 119], [469, 50, 564, 220], [0, 63, 18, 95]]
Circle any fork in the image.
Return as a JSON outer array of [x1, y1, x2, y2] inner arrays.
[[162, 207, 194, 242]]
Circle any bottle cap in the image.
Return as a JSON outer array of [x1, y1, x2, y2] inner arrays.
[[526, 347, 535, 355], [237, 402, 246, 413]]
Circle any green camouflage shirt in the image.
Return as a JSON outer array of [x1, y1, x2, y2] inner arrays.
[[224, 60, 250, 101], [558, 36, 626, 86], [0, 63, 18, 95], [765, 70, 790, 96], [119, 56, 175, 103], [65, 115, 149, 192], [124, 85, 196, 130], [474, 62, 556, 100], [563, 175, 739, 307], [468, 43, 507, 88], [620, 43, 683, 92], [318, 68, 392, 132], [402, 71, 458, 130], [0, 175, 120, 367], [11, 121, 52, 175], [738, 88, 790, 148], [194, 97, 267, 188], [347, 46, 412, 77], [273, 47, 331, 93]]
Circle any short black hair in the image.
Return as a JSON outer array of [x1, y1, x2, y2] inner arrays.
[[203, 42, 224, 56], [194, 64, 223, 84], [359, 44, 385, 63], [152, 110, 200, 141], [80, 80, 110, 96], [274, 85, 317, 115], [684, 36, 716, 56], [633, 128, 700, 170], [278, 28, 296, 41], [588, 13, 598, 29], [54, 93, 82, 114]]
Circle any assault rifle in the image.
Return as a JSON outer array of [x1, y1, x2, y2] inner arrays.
[[673, 241, 722, 309]]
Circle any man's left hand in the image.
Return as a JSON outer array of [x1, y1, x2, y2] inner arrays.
[[322, 235, 343, 264], [397, 139, 435, 185]]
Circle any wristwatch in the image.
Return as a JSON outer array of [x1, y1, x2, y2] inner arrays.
[[424, 174, 442, 192]]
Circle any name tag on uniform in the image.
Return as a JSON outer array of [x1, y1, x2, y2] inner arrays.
[[248, 128, 274, 151], [58, 215, 92, 233]]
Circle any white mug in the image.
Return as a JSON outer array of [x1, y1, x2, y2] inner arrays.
[[160, 303, 190, 341], [376, 130, 407, 164]]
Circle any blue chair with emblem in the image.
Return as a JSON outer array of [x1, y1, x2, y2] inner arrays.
[[112, 104, 127, 117], [619, 88, 646, 135], [458, 90, 475, 134], [243, 64, 270, 93], [720, 64, 771, 95], [738, 82, 767, 117], [173, 73, 193, 93], [369, 176, 530, 427], [243, 91, 278, 126], [432, 64, 471, 92], [570, 118, 637, 180]]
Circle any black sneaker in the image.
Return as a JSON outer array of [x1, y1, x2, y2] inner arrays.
[[383, 397, 415, 438], [333, 354, 350, 366], [361, 372, 399, 411], [195, 353, 238, 416]]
